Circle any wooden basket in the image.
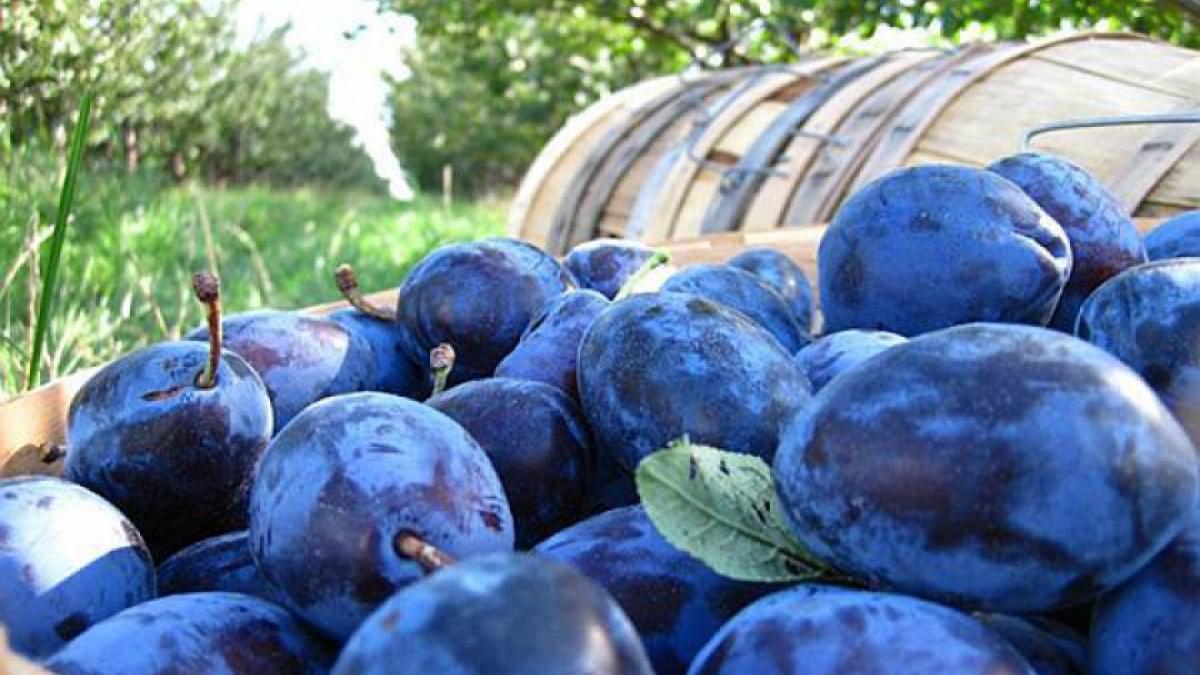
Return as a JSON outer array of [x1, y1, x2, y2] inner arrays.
[[509, 32, 1200, 254]]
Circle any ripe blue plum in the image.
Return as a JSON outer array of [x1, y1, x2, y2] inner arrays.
[[989, 152, 1146, 331], [248, 392, 513, 640], [579, 292, 811, 471], [494, 289, 610, 399], [979, 615, 1088, 675], [1144, 210, 1200, 260], [157, 530, 283, 604], [661, 265, 809, 352], [536, 506, 780, 674], [1091, 511, 1200, 674], [46, 592, 333, 674], [564, 239, 656, 299], [329, 308, 427, 399], [688, 584, 1034, 674], [727, 248, 814, 332], [0, 477, 154, 659], [333, 553, 654, 675], [398, 238, 574, 382], [775, 323, 1199, 612], [820, 165, 1071, 336], [428, 378, 593, 548], [187, 309, 374, 433], [66, 340, 272, 557], [794, 330, 906, 392], [1077, 259, 1200, 444]]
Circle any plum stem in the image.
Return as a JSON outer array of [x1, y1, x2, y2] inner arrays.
[[429, 343, 455, 397], [614, 250, 671, 301], [394, 532, 455, 574], [192, 272, 221, 389], [335, 263, 396, 321]]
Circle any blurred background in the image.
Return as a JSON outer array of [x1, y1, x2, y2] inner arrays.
[[2, 0, 1198, 395]]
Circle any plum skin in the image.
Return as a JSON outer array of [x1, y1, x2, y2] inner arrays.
[[248, 392, 514, 641], [1090, 511, 1200, 674], [66, 340, 272, 558], [329, 308, 428, 399], [1076, 258, 1200, 445], [774, 323, 1199, 613], [688, 584, 1034, 674], [819, 165, 1072, 336], [46, 592, 333, 675], [989, 152, 1146, 331], [536, 505, 780, 675], [1144, 210, 1200, 260], [333, 553, 654, 675], [661, 264, 809, 353], [578, 292, 811, 471], [793, 329, 906, 392], [564, 239, 655, 299], [0, 477, 155, 659], [494, 289, 609, 400], [428, 378, 593, 548], [727, 247, 815, 332], [156, 530, 284, 605]]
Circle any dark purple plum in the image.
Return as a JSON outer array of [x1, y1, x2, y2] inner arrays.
[[564, 239, 656, 299], [727, 248, 815, 332], [1091, 510, 1200, 674], [333, 553, 654, 675], [67, 333, 272, 558], [427, 378, 593, 548], [820, 165, 1072, 336], [578, 292, 811, 471], [793, 329, 906, 392], [661, 265, 809, 352], [157, 530, 283, 605], [774, 323, 1199, 612], [536, 506, 781, 674], [0, 477, 154, 659], [1144, 210, 1200, 260], [187, 309, 375, 433], [46, 592, 333, 675], [979, 615, 1088, 675], [688, 584, 1034, 674], [248, 392, 513, 640], [989, 152, 1146, 331], [397, 237, 574, 383], [1077, 258, 1200, 444], [329, 308, 427, 399], [494, 289, 609, 399]]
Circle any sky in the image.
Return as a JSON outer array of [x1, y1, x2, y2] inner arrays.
[[235, 0, 417, 200]]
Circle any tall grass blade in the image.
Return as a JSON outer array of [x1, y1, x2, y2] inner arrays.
[[25, 93, 94, 390]]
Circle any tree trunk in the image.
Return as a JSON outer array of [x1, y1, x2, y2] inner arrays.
[[124, 125, 139, 173], [170, 151, 187, 181]]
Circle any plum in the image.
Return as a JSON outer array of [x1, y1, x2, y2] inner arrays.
[[248, 392, 513, 640], [494, 289, 610, 399], [0, 477, 154, 659], [45, 592, 333, 674], [1091, 510, 1200, 674], [1144, 210, 1200, 260], [793, 329, 906, 392], [157, 530, 283, 604], [1077, 259, 1200, 444], [774, 323, 1199, 613], [564, 239, 656, 299], [727, 248, 814, 332], [68, 276, 273, 557], [661, 265, 809, 352], [578, 292, 811, 471], [820, 165, 1072, 336], [979, 614, 1088, 675], [989, 152, 1146, 331], [397, 237, 574, 383], [328, 309, 427, 398], [333, 553, 654, 675], [688, 584, 1034, 674], [427, 378, 593, 548], [187, 309, 374, 433], [536, 506, 780, 674]]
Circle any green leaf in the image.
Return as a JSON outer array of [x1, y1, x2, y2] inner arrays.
[[636, 438, 828, 583]]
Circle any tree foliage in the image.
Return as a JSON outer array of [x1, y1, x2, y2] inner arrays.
[[386, 0, 1197, 195]]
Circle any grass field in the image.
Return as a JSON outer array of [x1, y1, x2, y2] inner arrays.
[[0, 157, 506, 398]]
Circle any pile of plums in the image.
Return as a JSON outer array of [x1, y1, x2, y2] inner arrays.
[[3, 152, 1200, 675]]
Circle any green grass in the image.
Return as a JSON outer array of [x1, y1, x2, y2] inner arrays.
[[0, 154, 506, 398]]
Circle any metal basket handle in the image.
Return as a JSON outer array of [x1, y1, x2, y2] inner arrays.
[[1022, 111, 1200, 152]]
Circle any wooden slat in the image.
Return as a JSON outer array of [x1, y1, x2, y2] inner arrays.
[[1032, 37, 1200, 99], [1141, 139, 1200, 211], [1107, 112, 1200, 215]]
